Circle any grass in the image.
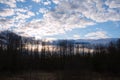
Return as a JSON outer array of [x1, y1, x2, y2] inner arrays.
[[0, 70, 120, 80]]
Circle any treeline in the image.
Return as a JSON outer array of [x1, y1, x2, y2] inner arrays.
[[0, 35, 120, 73]]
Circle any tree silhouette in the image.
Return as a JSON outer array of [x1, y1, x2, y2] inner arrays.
[[0, 31, 120, 74]]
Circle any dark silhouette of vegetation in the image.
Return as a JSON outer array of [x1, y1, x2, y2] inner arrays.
[[0, 32, 120, 76]]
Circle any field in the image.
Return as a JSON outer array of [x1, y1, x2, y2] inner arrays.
[[0, 70, 120, 80]]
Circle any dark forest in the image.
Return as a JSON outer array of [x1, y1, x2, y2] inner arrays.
[[0, 33, 120, 80]]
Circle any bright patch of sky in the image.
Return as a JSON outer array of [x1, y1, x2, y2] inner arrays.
[[0, 0, 120, 39]]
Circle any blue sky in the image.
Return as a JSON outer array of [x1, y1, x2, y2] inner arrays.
[[0, 0, 120, 40]]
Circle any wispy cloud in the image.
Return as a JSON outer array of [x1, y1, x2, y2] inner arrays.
[[85, 31, 109, 39]]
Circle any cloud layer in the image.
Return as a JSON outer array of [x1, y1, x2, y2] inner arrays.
[[85, 31, 109, 39], [0, 0, 120, 39]]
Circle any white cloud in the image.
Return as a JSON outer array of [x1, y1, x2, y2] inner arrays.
[[15, 8, 28, 13], [27, 11, 35, 16], [0, 18, 15, 31], [12, 9, 35, 28], [105, 0, 120, 8], [73, 35, 80, 39], [49, 0, 120, 23], [44, 38, 57, 41], [17, 10, 94, 38], [0, 9, 14, 17], [39, 8, 48, 14], [85, 31, 109, 39], [11, 0, 120, 38], [0, 8, 35, 32], [43, 1, 51, 5], [52, 0, 60, 4], [0, 0, 120, 39], [17, 0, 26, 2], [32, 0, 41, 3], [0, 0, 16, 8], [15, 13, 30, 20]]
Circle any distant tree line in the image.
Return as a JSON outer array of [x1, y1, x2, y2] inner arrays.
[[0, 34, 120, 73]]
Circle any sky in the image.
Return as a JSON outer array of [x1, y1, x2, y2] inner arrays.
[[0, 0, 120, 40]]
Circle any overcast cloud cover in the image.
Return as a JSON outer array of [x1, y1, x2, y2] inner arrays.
[[0, 0, 120, 39]]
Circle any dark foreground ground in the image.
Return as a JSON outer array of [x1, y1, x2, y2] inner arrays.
[[0, 70, 120, 80]]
